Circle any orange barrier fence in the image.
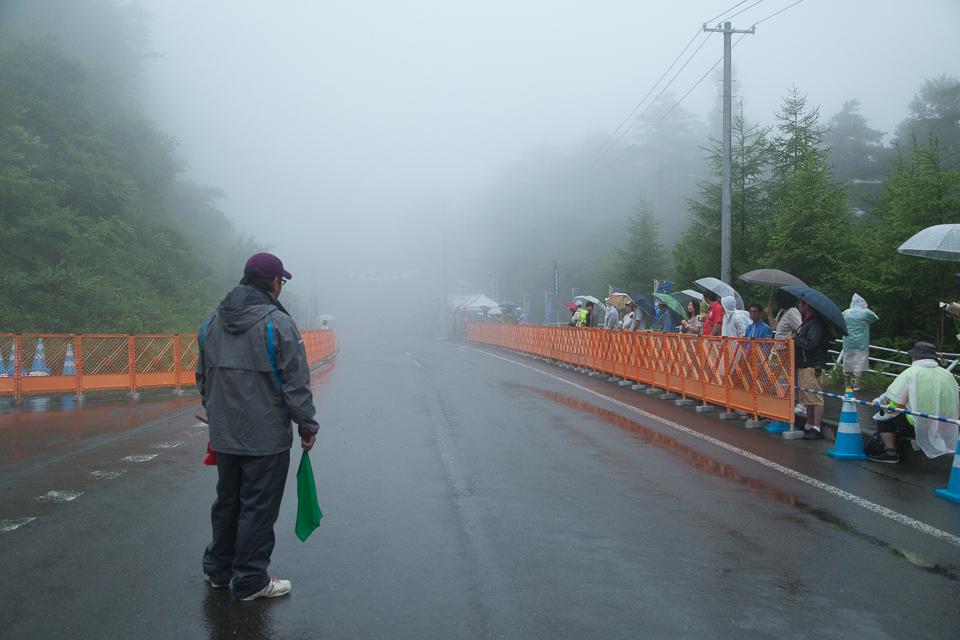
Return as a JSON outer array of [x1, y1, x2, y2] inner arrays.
[[0, 330, 336, 400], [467, 324, 796, 424]]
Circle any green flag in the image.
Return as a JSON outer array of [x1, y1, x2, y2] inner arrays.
[[295, 450, 322, 541]]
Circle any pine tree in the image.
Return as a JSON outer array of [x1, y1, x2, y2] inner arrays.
[[765, 88, 853, 300], [857, 133, 960, 344], [675, 100, 770, 285], [612, 196, 666, 291]]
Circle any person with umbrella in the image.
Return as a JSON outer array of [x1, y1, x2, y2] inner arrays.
[[680, 300, 703, 335], [620, 301, 638, 330], [701, 290, 724, 337], [841, 294, 878, 391], [655, 298, 678, 333], [794, 298, 832, 440], [603, 297, 620, 330]]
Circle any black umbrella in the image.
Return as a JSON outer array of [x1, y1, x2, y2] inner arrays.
[[626, 293, 655, 317], [780, 285, 848, 336]]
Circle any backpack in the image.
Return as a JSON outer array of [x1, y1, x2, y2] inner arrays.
[[863, 430, 886, 457]]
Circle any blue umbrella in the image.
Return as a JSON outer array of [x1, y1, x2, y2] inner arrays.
[[626, 293, 655, 317], [780, 285, 848, 336]]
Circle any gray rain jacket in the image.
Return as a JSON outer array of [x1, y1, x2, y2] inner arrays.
[[196, 285, 320, 455]]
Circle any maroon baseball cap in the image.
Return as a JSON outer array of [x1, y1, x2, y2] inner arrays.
[[244, 253, 292, 280]]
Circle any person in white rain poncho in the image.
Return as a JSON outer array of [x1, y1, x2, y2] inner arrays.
[[841, 293, 878, 391], [720, 296, 750, 338], [870, 342, 959, 463], [603, 298, 620, 330]]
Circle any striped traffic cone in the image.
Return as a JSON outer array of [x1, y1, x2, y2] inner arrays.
[[62, 345, 76, 376], [935, 439, 960, 504], [28, 338, 51, 376], [826, 388, 868, 460]]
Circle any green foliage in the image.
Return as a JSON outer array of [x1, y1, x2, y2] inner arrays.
[[852, 134, 960, 344], [675, 100, 771, 286], [824, 99, 888, 214], [609, 196, 666, 291], [0, 36, 257, 334]]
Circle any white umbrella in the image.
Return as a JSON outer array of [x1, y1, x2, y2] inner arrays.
[[574, 295, 601, 306], [693, 277, 744, 309], [898, 224, 960, 261]]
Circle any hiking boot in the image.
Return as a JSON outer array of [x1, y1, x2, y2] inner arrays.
[[803, 428, 824, 440], [205, 574, 229, 589], [868, 450, 900, 464], [239, 577, 291, 601]]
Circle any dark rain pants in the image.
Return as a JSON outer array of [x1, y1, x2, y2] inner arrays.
[[202, 450, 290, 599]]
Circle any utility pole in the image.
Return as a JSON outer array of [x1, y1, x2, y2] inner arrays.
[[703, 21, 754, 284]]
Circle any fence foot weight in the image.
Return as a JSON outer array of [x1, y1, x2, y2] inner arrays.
[[618, 380, 634, 387], [588, 372, 604, 377], [675, 399, 697, 406], [644, 388, 661, 396], [719, 412, 741, 420], [782, 429, 805, 440], [171, 390, 187, 396], [695, 405, 716, 413], [63, 395, 86, 404], [608, 377, 622, 382], [126, 393, 141, 401], [744, 420, 765, 429], [631, 384, 648, 390], [659, 393, 677, 401]]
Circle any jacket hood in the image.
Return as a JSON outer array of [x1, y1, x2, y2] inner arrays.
[[850, 293, 868, 310], [217, 285, 288, 335]]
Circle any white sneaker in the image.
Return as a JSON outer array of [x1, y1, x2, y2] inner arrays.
[[240, 577, 291, 601]]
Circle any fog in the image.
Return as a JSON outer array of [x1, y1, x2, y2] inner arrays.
[[138, 0, 960, 324]]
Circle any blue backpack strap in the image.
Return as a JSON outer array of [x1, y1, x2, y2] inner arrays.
[[199, 318, 212, 351], [266, 315, 291, 424]]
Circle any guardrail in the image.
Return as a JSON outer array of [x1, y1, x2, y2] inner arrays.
[[0, 330, 336, 400], [467, 324, 795, 423]]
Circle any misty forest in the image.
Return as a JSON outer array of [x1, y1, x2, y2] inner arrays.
[[1, 0, 959, 347]]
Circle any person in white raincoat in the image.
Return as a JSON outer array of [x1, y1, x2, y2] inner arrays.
[[841, 293, 878, 391], [720, 296, 750, 338], [870, 342, 959, 463]]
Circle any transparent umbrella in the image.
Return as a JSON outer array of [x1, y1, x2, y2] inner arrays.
[[693, 277, 744, 309], [898, 224, 960, 261]]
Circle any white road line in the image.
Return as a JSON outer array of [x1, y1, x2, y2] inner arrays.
[[122, 454, 158, 462], [1, 517, 37, 532], [151, 441, 182, 449], [462, 345, 960, 549], [37, 490, 83, 503], [90, 470, 126, 479]]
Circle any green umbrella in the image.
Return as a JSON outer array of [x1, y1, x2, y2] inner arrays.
[[295, 450, 323, 541], [653, 292, 685, 319]]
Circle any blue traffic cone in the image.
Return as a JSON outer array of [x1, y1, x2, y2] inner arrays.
[[935, 439, 960, 504], [62, 345, 76, 376], [28, 338, 51, 376], [827, 389, 868, 460], [765, 419, 791, 433]]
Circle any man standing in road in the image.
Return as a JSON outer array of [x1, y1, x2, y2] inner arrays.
[[197, 252, 320, 601]]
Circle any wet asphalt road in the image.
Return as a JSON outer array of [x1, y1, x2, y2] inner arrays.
[[1, 332, 959, 639]]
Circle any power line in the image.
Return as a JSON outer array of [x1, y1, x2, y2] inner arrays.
[[575, 29, 706, 175], [704, 0, 752, 26], [575, 0, 770, 177], [589, 33, 753, 180], [752, 0, 805, 26], [721, 0, 766, 25], [577, 31, 715, 176]]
